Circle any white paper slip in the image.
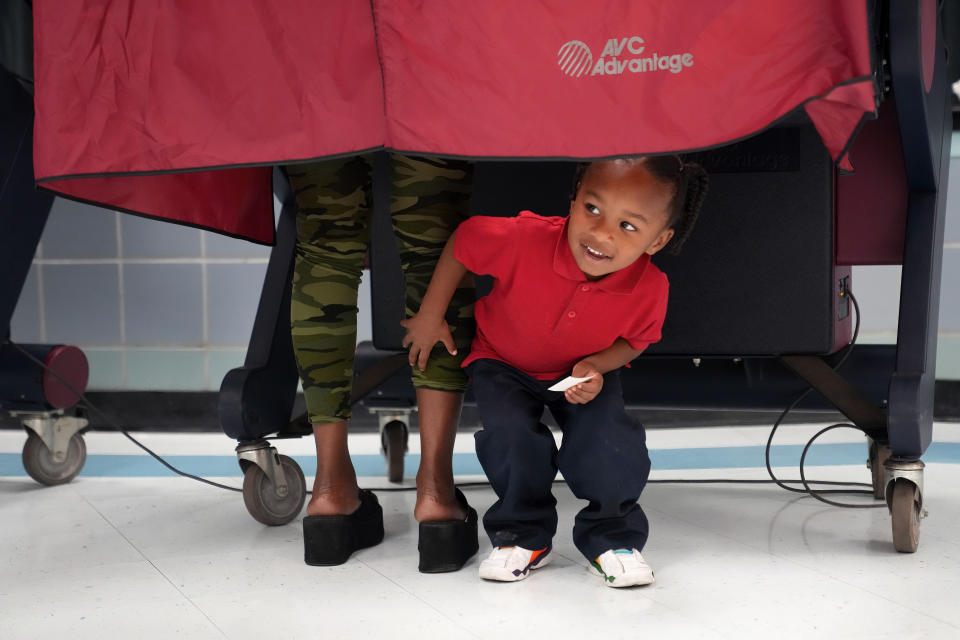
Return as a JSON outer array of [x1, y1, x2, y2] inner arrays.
[[547, 375, 595, 392]]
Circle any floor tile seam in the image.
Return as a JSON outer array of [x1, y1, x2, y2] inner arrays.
[[632, 556, 920, 638], [549, 552, 716, 635], [170, 597, 233, 640], [359, 561, 484, 639], [648, 482, 880, 548], [779, 566, 960, 631], [493, 547, 739, 639], [626, 595, 743, 639], [643, 499, 850, 570], [77, 492, 232, 639], [557, 547, 742, 640], [120, 561, 233, 639], [643, 502, 960, 629], [113, 539, 306, 569], [180, 571, 424, 602], [0, 557, 171, 585], [553, 549, 589, 572]]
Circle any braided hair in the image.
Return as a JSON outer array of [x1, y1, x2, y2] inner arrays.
[[570, 155, 709, 255]]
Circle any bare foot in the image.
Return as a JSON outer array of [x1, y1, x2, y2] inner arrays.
[[414, 473, 466, 522], [307, 420, 361, 516], [306, 482, 361, 517]]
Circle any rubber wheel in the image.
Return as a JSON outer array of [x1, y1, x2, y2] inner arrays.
[[22, 431, 86, 486], [890, 480, 921, 553], [242, 454, 306, 526], [868, 440, 891, 500], [383, 420, 407, 484]]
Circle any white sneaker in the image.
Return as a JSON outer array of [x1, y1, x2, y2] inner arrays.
[[478, 545, 553, 582], [589, 549, 655, 587]]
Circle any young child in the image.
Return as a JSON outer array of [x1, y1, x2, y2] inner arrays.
[[401, 156, 708, 587]]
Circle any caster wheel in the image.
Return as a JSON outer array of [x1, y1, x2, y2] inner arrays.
[[22, 431, 86, 486], [868, 440, 891, 500], [242, 454, 306, 526], [890, 480, 921, 553], [382, 420, 408, 484]]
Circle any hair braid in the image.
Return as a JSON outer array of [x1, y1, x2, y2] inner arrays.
[[663, 162, 708, 255]]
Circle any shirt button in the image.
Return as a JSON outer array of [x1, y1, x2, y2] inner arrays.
[[580, 285, 590, 292], [567, 311, 577, 319]]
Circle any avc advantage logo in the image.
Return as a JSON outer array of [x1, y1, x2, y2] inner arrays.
[[557, 40, 593, 77], [557, 36, 694, 77]]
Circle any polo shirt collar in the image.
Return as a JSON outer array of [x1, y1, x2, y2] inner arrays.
[[552, 218, 650, 294]]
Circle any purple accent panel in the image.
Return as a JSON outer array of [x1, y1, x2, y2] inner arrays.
[[836, 100, 908, 266], [42, 345, 89, 409]]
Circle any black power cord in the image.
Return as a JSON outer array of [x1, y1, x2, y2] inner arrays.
[[762, 288, 885, 508], [2, 288, 882, 505]]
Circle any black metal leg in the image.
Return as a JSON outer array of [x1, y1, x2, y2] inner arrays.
[[218, 168, 301, 441], [368, 150, 406, 350], [0, 68, 54, 338], [887, 0, 952, 458]]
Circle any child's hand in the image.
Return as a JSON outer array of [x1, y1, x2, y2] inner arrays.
[[565, 360, 603, 404], [400, 313, 457, 371]]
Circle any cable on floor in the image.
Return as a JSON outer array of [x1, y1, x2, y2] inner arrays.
[[2, 288, 885, 507], [761, 289, 885, 509]]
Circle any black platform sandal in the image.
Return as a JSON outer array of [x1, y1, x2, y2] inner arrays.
[[417, 488, 479, 573], [303, 489, 384, 566]]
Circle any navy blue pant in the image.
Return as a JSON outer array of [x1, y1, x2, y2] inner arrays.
[[468, 358, 651, 561]]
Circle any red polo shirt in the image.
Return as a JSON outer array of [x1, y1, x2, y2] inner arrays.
[[455, 211, 669, 380]]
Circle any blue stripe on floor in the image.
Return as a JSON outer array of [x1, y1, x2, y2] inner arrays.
[[2, 442, 959, 478]]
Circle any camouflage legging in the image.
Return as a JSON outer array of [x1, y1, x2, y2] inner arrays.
[[286, 154, 475, 425]]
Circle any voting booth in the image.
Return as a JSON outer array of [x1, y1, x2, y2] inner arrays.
[[2, 1, 950, 551]]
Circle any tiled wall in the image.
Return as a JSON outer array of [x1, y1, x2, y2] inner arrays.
[[8, 152, 960, 390], [9, 196, 376, 391]]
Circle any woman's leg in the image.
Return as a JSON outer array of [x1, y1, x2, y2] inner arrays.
[[413, 388, 464, 521], [390, 154, 475, 522], [286, 156, 373, 516], [308, 420, 358, 515]]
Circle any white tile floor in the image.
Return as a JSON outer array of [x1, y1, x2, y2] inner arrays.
[[2, 423, 959, 639]]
